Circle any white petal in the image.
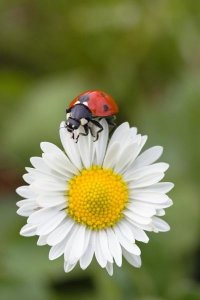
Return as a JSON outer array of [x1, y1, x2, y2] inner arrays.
[[47, 218, 74, 246], [132, 146, 163, 169], [16, 186, 37, 198], [37, 235, 48, 246], [31, 179, 67, 194], [49, 238, 67, 260], [27, 207, 60, 225], [122, 248, 141, 268], [129, 191, 169, 204], [152, 217, 170, 232], [99, 230, 113, 263], [42, 153, 74, 178], [108, 122, 130, 146], [78, 133, 92, 169], [95, 119, 109, 165], [60, 122, 82, 170], [23, 173, 35, 184], [36, 210, 66, 235], [114, 226, 141, 255], [30, 157, 50, 172], [106, 228, 122, 267], [124, 220, 149, 243], [17, 203, 38, 217], [128, 202, 156, 217], [123, 210, 151, 225], [129, 173, 165, 188], [64, 224, 79, 261], [40, 142, 64, 155], [80, 231, 95, 270], [124, 163, 169, 182], [20, 223, 37, 237], [132, 198, 173, 209], [103, 142, 120, 168], [64, 261, 77, 273], [156, 209, 165, 216], [68, 225, 86, 265], [95, 233, 107, 268], [16, 198, 37, 208], [134, 182, 174, 193], [114, 144, 138, 174], [37, 195, 66, 208], [105, 262, 113, 276], [117, 221, 135, 242]]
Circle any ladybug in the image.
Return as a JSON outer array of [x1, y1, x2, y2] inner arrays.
[[65, 90, 119, 142]]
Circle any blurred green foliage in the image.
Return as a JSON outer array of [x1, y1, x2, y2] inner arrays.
[[0, 1, 200, 299]]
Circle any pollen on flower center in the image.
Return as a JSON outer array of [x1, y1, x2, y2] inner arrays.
[[67, 166, 128, 230]]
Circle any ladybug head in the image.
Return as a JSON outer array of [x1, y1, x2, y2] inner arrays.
[[65, 117, 80, 132]]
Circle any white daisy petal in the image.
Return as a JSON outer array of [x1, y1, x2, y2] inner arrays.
[[16, 198, 37, 208], [156, 209, 165, 216], [152, 217, 170, 232], [134, 182, 174, 193], [16, 186, 36, 198], [60, 122, 82, 170], [37, 195, 66, 208], [114, 144, 138, 174], [49, 237, 67, 260], [31, 179, 67, 194], [37, 235, 48, 246], [129, 173, 165, 188], [124, 210, 151, 225], [95, 233, 107, 268], [114, 226, 141, 256], [123, 220, 149, 243], [124, 163, 169, 182], [106, 228, 122, 267], [47, 219, 74, 246], [68, 225, 86, 264], [40, 142, 64, 155], [64, 224, 79, 261], [80, 231, 95, 270], [30, 157, 50, 172], [122, 248, 141, 268], [78, 134, 92, 169], [129, 191, 169, 204], [23, 173, 35, 184], [127, 203, 156, 217], [132, 146, 163, 169], [105, 262, 113, 276], [20, 223, 37, 237], [99, 230, 113, 263], [64, 261, 77, 273], [95, 119, 109, 165], [103, 142, 120, 168], [36, 210, 66, 235]]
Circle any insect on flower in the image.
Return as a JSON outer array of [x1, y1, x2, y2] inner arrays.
[[65, 90, 119, 142]]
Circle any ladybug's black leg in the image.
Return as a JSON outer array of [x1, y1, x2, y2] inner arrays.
[[106, 116, 116, 127], [90, 119, 103, 141], [79, 124, 89, 137]]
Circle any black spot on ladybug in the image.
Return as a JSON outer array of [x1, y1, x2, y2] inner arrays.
[[103, 104, 109, 112], [79, 95, 89, 103]]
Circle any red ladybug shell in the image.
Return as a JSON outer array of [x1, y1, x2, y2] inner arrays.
[[69, 90, 119, 117]]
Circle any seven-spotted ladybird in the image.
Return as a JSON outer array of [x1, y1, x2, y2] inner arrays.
[[65, 90, 119, 142]]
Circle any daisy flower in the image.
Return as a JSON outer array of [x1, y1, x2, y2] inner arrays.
[[16, 120, 174, 275]]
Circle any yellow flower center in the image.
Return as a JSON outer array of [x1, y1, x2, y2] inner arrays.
[[67, 166, 128, 230]]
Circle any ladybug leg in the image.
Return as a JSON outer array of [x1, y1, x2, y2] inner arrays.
[[106, 116, 116, 127], [79, 124, 89, 137], [90, 120, 103, 141]]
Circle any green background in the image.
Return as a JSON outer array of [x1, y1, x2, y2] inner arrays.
[[0, 1, 200, 299]]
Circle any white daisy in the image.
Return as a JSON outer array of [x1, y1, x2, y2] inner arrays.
[[16, 120, 174, 276]]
